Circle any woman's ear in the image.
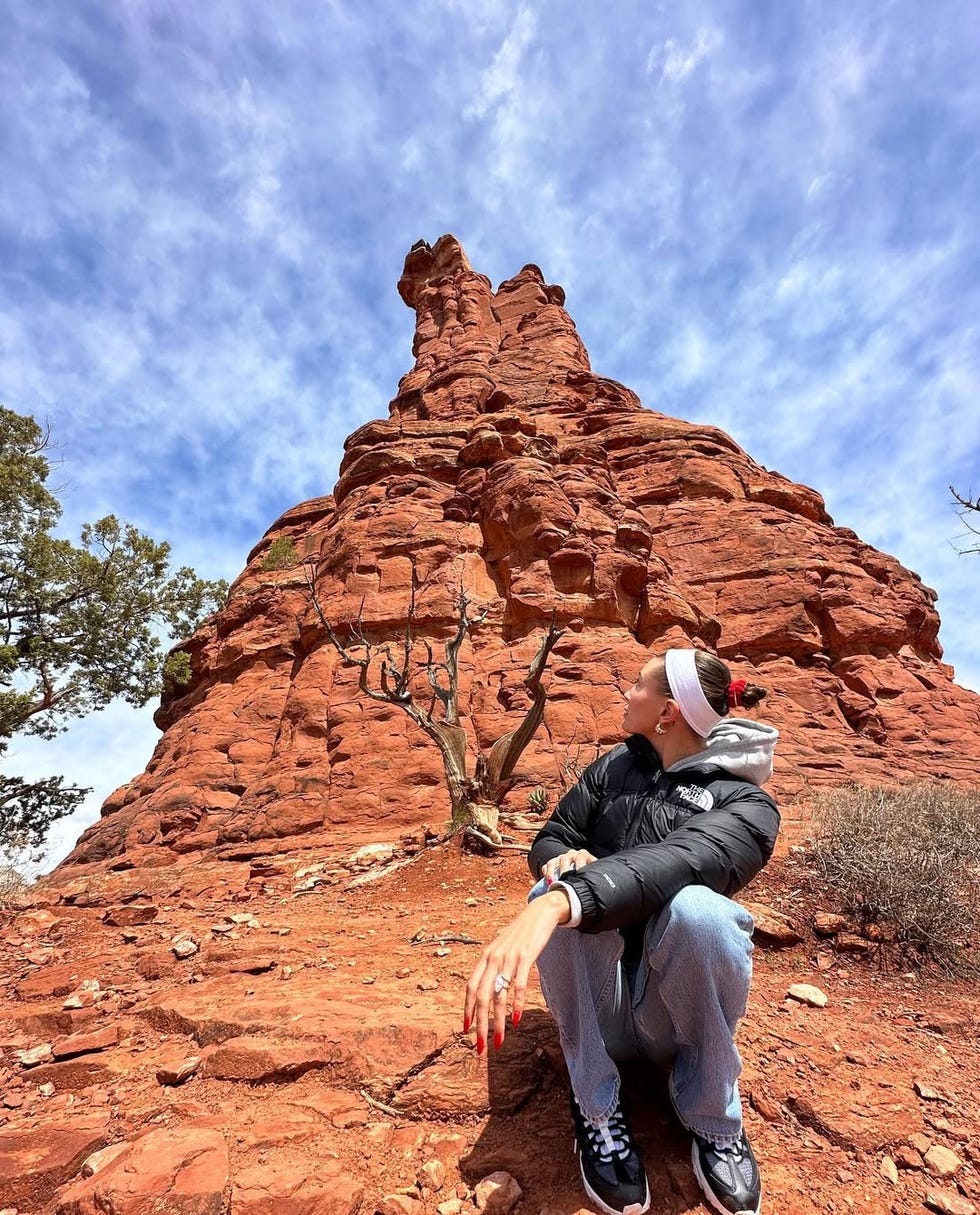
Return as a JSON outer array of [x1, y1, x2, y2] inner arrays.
[[661, 699, 682, 729]]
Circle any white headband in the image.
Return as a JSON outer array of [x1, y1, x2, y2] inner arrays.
[[664, 649, 723, 738]]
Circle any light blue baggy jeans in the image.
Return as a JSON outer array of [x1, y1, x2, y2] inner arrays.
[[533, 881, 754, 1147]]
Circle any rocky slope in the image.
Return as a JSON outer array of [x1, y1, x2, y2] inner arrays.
[[62, 234, 980, 868], [2, 839, 978, 1214]]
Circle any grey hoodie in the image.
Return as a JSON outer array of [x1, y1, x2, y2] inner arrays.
[[668, 717, 779, 788]]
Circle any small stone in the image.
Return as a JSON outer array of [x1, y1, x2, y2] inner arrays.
[[925, 1191, 976, 1215], [915, 1081, 949, 1102], [895, 1145, 924, 1170], [51, 1025, 119, 1059], [464, 898, 479, 907], [474, 1170, 522, 1214], [845, 1051, 869, 1066], [434, 947, 451, 957], [912, 1133, 934, 1155], [925, 1145, 963, 1178], [786, 983, 828, 1008], [172, 937, 199, 959], [229, 913, 259, 926], [38, 1082, 56, 1098], [121, 929, 139, 943], [228, 957, 276, 974], [740, 900, 803, 946], [437, 1201, 462, 1215], [63, 979, 101, 1009], [836, 932, 871, 953], [749, 1091, 782, 1123], [395, 967, 412, 979], [420, 1158, 447, 1191], [814, 912, 848, 935], [377, 1195, 422, 1215], [418, 980, 439, 992], [879, 1156, 899, 1184], [363, 976, 376, 985], [348, 843, 396, 867], [81, 1142, 130, 1177], [156, 1055, 202, 1086], [17, 1043, 54, 1068], [863, 921, 895, 941]]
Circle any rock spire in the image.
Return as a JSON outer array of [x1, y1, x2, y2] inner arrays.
[[66, 235, 980, 865]]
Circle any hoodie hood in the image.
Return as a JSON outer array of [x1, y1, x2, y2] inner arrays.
[[667, 717, 779, 787]]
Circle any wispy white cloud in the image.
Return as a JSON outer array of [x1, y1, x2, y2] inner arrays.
[[465, 5, 537, 120], [649, 27, 723, 83]]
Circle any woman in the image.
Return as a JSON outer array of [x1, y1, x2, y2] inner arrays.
[[464, 648, 778, 1215]]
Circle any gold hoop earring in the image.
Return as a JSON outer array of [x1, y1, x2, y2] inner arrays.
[[655, 723, 666, 735]]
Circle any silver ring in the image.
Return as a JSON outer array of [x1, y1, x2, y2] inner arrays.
[[493, 973, 511, 995]]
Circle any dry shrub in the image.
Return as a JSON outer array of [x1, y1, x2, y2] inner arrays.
[[808, 783, 980, 973], [0, 864, 28, 911]]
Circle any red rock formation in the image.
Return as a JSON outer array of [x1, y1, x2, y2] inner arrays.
[[66, 235, 980, 866]]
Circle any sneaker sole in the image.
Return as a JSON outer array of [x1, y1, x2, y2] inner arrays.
[[576, 1149, 651, 1215], [690, 1140, 761, 1215]]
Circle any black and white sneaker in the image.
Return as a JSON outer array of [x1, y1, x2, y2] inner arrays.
[[569, 1090, 650, 1215], [691, 1129, 761, 1215]]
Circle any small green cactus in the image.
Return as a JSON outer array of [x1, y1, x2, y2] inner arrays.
[[528, 786, 549, 814]]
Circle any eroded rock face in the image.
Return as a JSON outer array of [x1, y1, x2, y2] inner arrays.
[[66, 234, 980, 865]]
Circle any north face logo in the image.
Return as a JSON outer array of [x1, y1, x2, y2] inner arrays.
[[673, 784, 715, 811]]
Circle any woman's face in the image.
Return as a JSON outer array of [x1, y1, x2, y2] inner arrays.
[[622, 657, 671, 738]]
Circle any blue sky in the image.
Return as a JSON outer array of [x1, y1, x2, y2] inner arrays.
[[3, 0, 979, 867]]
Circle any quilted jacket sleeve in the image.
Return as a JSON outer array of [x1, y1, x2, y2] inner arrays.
[[527, 752, 609, 879], [555, 784, 780, 932]]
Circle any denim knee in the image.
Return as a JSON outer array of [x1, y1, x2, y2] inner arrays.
[[646, 885, 754, 966]]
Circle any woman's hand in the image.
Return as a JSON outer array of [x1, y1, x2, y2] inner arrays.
[[540, 848, 596, 883], [464, 888, 571, 1055]]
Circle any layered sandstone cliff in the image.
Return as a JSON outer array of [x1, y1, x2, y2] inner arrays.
[[66, 236, 980, 866]]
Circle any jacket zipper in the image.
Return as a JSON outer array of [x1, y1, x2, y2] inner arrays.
[[624, 771, 665, 850]]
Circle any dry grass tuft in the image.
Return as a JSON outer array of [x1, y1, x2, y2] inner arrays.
[[0, 864, 28, 911], [808, 783, 980, 973]]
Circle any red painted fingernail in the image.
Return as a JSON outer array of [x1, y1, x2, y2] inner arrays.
[[476, 1036, 485, 1055], [462, 1016, 471, 1034], [511, 1010, 522, 1027], [494, 1031, 503, 1050]]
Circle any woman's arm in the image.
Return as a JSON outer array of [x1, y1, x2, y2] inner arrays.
[[463, 885, 572, 1054]]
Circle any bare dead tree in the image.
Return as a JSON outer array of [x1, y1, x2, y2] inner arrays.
[[951, 485, 980, 555], [304, 559, 564, 849]]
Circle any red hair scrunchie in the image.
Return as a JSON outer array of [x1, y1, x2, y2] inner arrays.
[[727, 679, 748, 709]]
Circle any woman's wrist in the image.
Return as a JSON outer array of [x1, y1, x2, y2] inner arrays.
[[540, 886, 572, 925]]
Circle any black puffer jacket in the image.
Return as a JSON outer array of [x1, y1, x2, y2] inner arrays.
[[529, 728, 780, 953]]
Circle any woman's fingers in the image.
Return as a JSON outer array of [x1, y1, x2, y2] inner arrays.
[[463, 895, 568, 1054], [491, 968, 511, 1050], [509, 954, 533, 1030], [465, 949, 514, 1053], [543, 848, 597, 882], [464, 954, 493, 1053]]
